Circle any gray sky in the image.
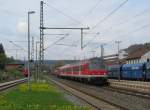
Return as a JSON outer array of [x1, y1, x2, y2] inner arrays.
[[0, 0, 150, 60]]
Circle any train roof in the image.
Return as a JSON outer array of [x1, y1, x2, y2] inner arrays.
[[58, 60, 90, 69], [57, 57, 103, 69], [122, 63, 143, 68]]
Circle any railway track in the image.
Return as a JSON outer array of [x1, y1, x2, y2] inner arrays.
[[102, 86, 150, 100], [45, 76, 150, 110], [45, 76, 129, 110], [0, 78, 27, 91]]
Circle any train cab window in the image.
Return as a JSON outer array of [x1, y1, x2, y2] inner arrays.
[[89, 58, 105, 70], [89, 60, 104, 70]]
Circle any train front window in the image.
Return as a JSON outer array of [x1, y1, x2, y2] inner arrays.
[[89, 61, 102, 70]]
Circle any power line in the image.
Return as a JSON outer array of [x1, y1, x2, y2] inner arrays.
[[88, 0, 103, 14], [106, 7, 150, 32], [44, 0, 103, 51], [43, 0, 103, 52], [55, 43, 77, 47], [91, 0, 128, 30], [134, 8, 150, 17], [104, 23, 150, 45], [83, 35, 98, 48], [44, 37, 65, 51], [119, 23, 150, 38], [43, 33, 69, 36], [44, 3, 82, 25], [9, 41, 27, 52], [80, 0, 128, 49]]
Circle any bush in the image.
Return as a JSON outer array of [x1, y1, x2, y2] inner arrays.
[[7, 69, 23, 79]]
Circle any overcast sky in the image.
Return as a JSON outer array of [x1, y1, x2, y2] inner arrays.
[[0, 0, 150, 60]]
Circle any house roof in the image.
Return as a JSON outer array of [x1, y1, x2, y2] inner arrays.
[[126, 48, 150, 60]]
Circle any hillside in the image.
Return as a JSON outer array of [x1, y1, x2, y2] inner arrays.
[[124, 42, 150, 54]]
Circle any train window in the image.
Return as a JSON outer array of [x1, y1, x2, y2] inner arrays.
[[81, 65, 84, 71], [73, 66, 79, 71], [89, 61, 102, 70], [66, 68, 71, 72]]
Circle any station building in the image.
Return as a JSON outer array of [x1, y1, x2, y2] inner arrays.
[[126, 48, 150, 64]]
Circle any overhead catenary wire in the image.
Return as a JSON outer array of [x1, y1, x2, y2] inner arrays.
[[81, 0, 103, 22], [44, 37, 65, 51], [83, 34, 99, 48], [116, 23, 150, 39], [44, 0, 104, 52], [105, 7, 150, 32], [9, 41, 27, 52], [82, 1, 150, 50], [94, 23, 150, 51], [88, 0, 103, 14], [55, 43, 77, 47], [91, 0, 128, 30], [43, 0, 147, 59], [44, 2, 82, 25], [82, 0, 128, 49], [43, 33, 69, 36]]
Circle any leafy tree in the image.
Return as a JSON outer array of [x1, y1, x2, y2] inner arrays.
[[0, 43, 6, 70], [6, 56, 15, 63]]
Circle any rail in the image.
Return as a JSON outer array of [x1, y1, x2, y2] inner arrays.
[[0, 78, 28, 91], [44, 76, 128, 110]]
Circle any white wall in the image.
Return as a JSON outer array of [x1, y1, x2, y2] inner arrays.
[[141, 51, 150, 63]]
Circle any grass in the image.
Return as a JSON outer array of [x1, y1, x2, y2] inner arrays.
[[0, 82, 92, 110]]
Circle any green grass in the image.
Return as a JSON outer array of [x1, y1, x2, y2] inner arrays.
[[0, 82, 92, 110]]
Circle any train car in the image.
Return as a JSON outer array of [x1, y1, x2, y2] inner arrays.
[[119, 63, 143, 80], [22, 68, 28, 77], [108, 65, 121, 79], [55, 58, 108, 85], [108, 61, 150, 81], [146, 62, 150, 80]]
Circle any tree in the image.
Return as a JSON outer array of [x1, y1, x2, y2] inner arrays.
[[0, 43, 6, 70]]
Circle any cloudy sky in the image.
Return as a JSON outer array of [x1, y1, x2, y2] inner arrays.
[[0, 0, 150, 60]]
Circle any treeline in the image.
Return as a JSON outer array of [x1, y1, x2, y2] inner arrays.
[[125, 42, 150, 54], [0, 43, 23, 82], [0, 43, 15, 69]]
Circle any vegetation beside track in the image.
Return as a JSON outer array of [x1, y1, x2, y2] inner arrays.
[[0, 82, 92, 110]]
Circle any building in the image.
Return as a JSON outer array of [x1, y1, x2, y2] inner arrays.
[[104, 54, 126, 66], [5, 63, 24, 71], [119, 50, 128, 60], [126, 48, 150, 64]]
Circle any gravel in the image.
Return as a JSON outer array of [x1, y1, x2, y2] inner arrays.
[[56, 77, 150, 110]]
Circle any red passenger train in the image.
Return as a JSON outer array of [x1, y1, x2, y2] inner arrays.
[[55, 58, 108, 85], [23, 68, 28, 77]]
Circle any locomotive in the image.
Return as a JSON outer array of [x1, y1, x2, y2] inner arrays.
[[55, 58, 108, 85], [108, 62, 150, 80]]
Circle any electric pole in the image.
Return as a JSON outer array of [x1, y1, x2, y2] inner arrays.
[[36, 41, 40, 82], [101, 45, 104, 59], [100, 44, 106, 68], [28, 11, 35, 91], [115, 41, 122, 55], [101, 45, 104, 67], [31, 36, 34, 61], [39, 1, 89, 75], [39, 1, 44, 68], [115, 41, 122, 81]]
